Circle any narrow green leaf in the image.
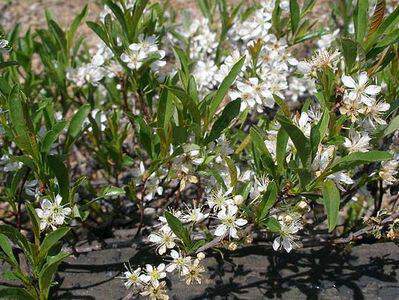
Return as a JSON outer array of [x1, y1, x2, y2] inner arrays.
[[100, 186, 126, 198], [47, 155, 69, 202], [39, 251, 70, 296], [340, 38, 358, 71], [322, 179, 340, 232], [165, 211, 191, 247], [289, 0, 300, 34], [258, 181, 277, 221], [86, 21, 109, 45], [250, 127, 277, 179], [67, 104, 90, 139], [310, 109, 330, 159], [356, 0, 369, 43], [0, 287, 36, 300], [384, 115, 399, 137], [205, 99, 240, 143], [209, 56, 245, 115], [0, 234, 18, 266], [330, 151, 392, 173], [276, 127, 289, 174], [262, 217, 281, 233], [276, 114, 311, 166], [39, 227, 70, 261], [67, 4, 88, 49], [41, 121, 66, 153]]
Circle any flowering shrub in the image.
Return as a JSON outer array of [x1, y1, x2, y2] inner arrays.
[[0, 0, 399, 299]]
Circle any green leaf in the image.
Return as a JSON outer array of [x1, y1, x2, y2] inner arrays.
[[384, 114, 399, 137], [250, 127, 277, 179], [310, 109, 330, 159], [41, 121, 66, 153], [67, 4, 88, 49], [39, 251, 70, 297], [0, 61, 19, 70], [25, 203, 40, 240], [355, 0, 369, 43], [205, 99, 240, 143], [39, 227, 70, 261], [0, 225, 33, 265], [100, 186, 126, 198], [86, 21, 109, 45], [224, 156, 237, 187], [276, 114, 311, 166], [67, 104, 90, 139], [165, 211, 191, 247], [65, 104, 90, 151], [322, 179, 340, 232], [105, 0, 129, 39], [209, 56, 245, 115], [330, 151, 392, 173], [340, 38, 357, 71], [0, 234, 18, 266], [289, 0, 300, 34], [47, 155, 69, 202], [8, 90, 39, 160], [276, 127, 289, 174], [0, 287, 36, 300], [262, 217, 281, 233], [258, 181, 277, 221], [158, 87, 174, 129]]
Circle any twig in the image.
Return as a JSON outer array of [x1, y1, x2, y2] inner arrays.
[[333, 211, 399, 244]]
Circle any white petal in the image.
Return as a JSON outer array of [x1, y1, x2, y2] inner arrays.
[[166, 264, 176, 273], [235, 218, 248, 227], [214, 224, 227, 236], [282, 238, 293, 253], [364, 85, 381, 95], [273, 237, 281, 251], [358, 72, 368, 86], [158, 245, 166, 255], [341, 75, 356, 89], [229, 227, 238, 239], [148, 234, 162, 243]]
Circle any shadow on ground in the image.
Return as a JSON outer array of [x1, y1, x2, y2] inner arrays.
[[1, 239, 398, 299], [50, 240, 399, 299]]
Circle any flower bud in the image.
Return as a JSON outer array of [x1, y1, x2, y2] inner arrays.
[[197, 252, 205, 260], [233, 195, 244, 206], [228, 242, 238, 251]]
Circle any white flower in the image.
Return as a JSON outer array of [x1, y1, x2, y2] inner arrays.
[[214, 205, 247, 239], [230, 80, 256, 111], [0, 39, 9, 50], [35, 194, 71, 230], [207, 188, 234, 211], [298, 49, 340, 74], [182, 206, 209, 223], [166, 250, 191, 275], [327, 171, 354, 190], [363, 101, 390, 126], [343, 130, 371, 153], [121, 265, 143, 290], [251, 174, 269, 199], [140, 263, 167, 285], [140, 280, 169, 300], [341, 72, 381, 106], [379, 159, 398, 185], [184, 258, 206, 285], [273, 215, 302, 253], [148, 226, 176, 255], [120, 49, 147, 70]]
